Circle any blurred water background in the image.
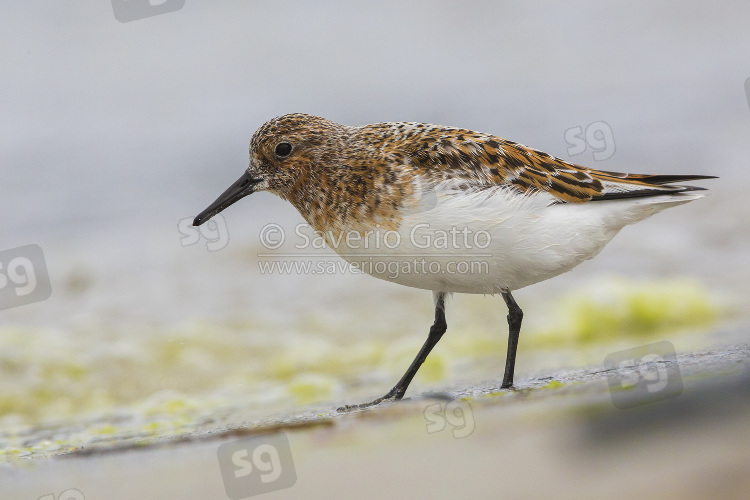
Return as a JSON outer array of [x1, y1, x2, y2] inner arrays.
[[1, 1, 749, 451]]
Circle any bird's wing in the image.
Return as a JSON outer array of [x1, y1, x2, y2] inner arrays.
[[406, 127, 715, 203]]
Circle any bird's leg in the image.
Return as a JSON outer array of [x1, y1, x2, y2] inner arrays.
[[501, 290, 523, 389], [338, 292, 447, 412]]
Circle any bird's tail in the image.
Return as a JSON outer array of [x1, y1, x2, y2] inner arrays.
[[591, 172, 717, 202]]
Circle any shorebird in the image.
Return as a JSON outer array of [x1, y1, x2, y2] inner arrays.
[[193, 113, 714, 410]]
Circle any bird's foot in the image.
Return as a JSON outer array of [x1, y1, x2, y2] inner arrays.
[[337, 388, 403, 412]]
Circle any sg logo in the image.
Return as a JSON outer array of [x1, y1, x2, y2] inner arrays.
[[217, 433, 296, 499], [0, 244, 52, 311], [38, 489, 85, 500], [111, 0, 186, 23], [178, 214, 229, 251], [564, 121, 616, 161], [423, 400, 475, 438], [604, 341, 683, 409]]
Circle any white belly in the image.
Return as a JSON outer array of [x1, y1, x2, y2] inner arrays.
[[332, 185, 702, 294]]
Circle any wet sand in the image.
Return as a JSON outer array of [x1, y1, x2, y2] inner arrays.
[[3, 335, 749, 500]]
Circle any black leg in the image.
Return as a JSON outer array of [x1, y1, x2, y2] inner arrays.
[[338, 292, 448, 411], [501, 291, 523, 389]]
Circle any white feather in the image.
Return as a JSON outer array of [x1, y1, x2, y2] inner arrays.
[[334, 181, 707, 294]]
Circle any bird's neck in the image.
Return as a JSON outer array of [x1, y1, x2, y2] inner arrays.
[[283, 156, 417, 237]]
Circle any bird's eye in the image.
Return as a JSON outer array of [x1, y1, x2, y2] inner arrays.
[[275, 142, 293, 157]]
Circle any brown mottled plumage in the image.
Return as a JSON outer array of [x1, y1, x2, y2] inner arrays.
[[193, 113, 715, 410], [243, 113, 711, 235]]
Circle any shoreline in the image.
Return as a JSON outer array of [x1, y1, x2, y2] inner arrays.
[[2, 339, 749, 499]]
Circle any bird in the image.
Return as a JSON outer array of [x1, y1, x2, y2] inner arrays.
[[193, 113, 715, 411]]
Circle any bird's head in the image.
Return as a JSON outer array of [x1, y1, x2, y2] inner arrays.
[[193, 113, 345, 227]]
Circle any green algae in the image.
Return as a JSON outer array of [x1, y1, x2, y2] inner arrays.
[[0, 275, 724, 451], [541, 380, 564, 390], [525, 277, 719, 348], [287, 373, 336, 405]]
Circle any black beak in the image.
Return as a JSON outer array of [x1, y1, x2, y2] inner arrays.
[[193, 171, 263, 226]]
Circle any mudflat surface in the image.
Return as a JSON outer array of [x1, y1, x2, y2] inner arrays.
[[3, 336, 749, 500]]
